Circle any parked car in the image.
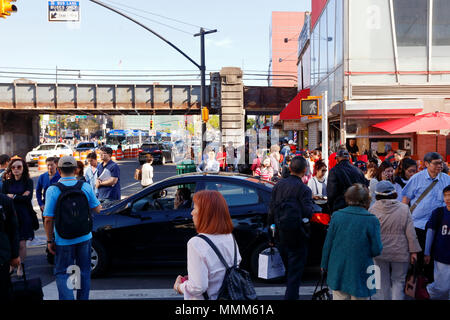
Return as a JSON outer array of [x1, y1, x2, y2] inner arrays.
[[75, 141, 99, 153], [90, 173, 330, 277], [25, 143, 73, 166], [138, 142, 174, 165]]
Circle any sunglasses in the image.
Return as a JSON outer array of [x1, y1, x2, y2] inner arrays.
[[12, 165, 23, 170]]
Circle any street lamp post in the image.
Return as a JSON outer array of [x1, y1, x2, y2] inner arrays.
[[89, 0, 216, 155]]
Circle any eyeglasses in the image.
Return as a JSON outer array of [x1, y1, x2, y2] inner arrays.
[[430, 161, 443, 166], [11, 165, 22, 170]]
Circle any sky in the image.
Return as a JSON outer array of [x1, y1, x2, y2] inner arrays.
[[0, 0, 310, 85]]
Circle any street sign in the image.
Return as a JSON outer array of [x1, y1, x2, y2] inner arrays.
[[75, 115, 87, 119], [300, 97, 320, 116], [48, 1, 80, 22], [149, 130, 156, 136], [49, 120, 57, 124]]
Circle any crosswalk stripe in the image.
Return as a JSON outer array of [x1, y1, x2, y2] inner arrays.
[[42, 281, 316, 300]]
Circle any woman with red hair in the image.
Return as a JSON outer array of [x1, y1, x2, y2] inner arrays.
[[173, 190, 241, 300]]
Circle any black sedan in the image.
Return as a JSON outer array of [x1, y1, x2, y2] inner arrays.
[[91, 173, 330, 277], [138, 142, 174, 165]]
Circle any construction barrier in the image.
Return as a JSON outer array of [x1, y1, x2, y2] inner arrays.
[[59, 154, 65, 159], [124, 148, 130, 159], [116, 148, 124, 160], [73, 152, 80, 161], [81, 151, 88, 163], [132, 148, 138, 158], [38, 156, 47, 171], [112, 150, 117, 162]]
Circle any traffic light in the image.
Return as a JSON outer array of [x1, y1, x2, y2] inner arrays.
[[150, 120, 154, 130], [0, 0, 17, 18], [201, 107, 209, 122]]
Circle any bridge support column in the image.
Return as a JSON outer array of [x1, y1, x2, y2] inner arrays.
[[219, 67, 245, 156], [0, 112, 40, 158]]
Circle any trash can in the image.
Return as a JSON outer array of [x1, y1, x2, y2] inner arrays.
[[176, 159, 197, 175]]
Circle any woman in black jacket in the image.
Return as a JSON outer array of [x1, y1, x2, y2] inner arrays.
[[2, 157, 36, 277]]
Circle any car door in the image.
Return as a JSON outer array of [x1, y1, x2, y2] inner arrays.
[[197, 179, 267, 253], [124, 187, 176, 261]]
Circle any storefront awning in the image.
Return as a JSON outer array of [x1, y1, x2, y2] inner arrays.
[[279, 88, 310, 120], [344, 99, 423, 117]]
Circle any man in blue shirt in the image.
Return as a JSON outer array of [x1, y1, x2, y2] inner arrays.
[[402, 152, 450, 281], [36, 157, 61, 212], [96, 147, 121, 202], [43, 156, 101, 300]]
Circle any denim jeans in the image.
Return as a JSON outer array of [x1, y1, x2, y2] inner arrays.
[[277, 241, 308, 300], [55, 239, 91, 300], [373, 259, 409, 300]]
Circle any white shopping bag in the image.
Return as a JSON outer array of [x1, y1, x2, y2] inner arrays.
[[258, 247, 286, 279]]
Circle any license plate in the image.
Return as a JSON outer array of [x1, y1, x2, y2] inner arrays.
[[33, 157, 38, 161]]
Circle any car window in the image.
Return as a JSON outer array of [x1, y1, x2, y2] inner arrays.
[[36, 144, 55, 151], [57, 144, 69, 150], [203, 182, 259, 207], [131, 183, 196, 213], [141, 144, 158, 150], [78, 143, 95, 148]]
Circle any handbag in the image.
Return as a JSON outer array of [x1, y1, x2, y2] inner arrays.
[[134, 168, 142, 181], [258, 247, 285, 280], [312, 271, 332, 300], [404, 262, 430, 300], [11, 263, 44, 301]]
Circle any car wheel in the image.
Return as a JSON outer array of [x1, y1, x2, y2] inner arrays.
[[250, 241, 285, 282], [91, 239, 108, 278]]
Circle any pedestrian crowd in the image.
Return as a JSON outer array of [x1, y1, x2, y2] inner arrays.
[[0, 146, 122, 300], [0, 135, 449, 302]]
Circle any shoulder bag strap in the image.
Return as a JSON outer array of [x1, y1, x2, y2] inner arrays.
[[410, 179, 439, 214], [196, 234, 230, 269]]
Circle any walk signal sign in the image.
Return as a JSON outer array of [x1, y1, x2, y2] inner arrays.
[[0, 0, 17, 18], [300, 97, 320, 117]]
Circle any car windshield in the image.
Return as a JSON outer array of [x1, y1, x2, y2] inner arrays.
[[78, 143, 95, 148], [36, 144, 55, 151], [141, 144, 159, 150], [106, 136, 126, 145]]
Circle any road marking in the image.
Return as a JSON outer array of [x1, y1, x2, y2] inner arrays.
[[42, 281, 316, 300], [121, 182, 140, 191]]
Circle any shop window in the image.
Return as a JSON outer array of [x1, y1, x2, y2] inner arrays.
[[335, 0, 343, 68], [393, 0, 428, 70], [327, 0, 336, 73], [319, 8, 328, 80], [432, 0, 450, 71]]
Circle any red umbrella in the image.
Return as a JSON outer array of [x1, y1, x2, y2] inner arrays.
[[372, 112, 450, 153], [372, 112, 450, 134]]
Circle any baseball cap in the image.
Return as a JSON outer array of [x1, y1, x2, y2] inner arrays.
[[375, 181, 396, 196], [288, 140, 294, 145], [336, 149, 350, 159], [58, 156, 77, 168]]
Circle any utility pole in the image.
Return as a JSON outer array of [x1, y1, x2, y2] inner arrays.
[[194, 28, 217, 153], [89, 0, 217, 155]]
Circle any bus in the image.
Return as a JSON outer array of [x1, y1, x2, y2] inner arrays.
[[105, 129, 149, 150]]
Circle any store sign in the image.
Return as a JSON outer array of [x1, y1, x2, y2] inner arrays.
[[48, 1, 80, 22], [283, 120, 307, 131]]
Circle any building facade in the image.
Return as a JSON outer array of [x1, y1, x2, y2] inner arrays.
[[270, 12, 306, 87], [297, 0, 449, 160]]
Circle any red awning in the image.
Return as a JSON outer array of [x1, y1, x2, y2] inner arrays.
[[372, 112, 450, 134], [279, 88, 310, 120]]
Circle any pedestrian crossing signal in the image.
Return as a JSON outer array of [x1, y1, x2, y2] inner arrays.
[[201, 107, 209, 122], [300, 97, 320, 117], [0, 0, 17, 18]]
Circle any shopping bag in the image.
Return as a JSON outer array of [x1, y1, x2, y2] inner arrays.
[[404, 262, 430, 300], [258, 247, 285, 279], [312, 270, 332, 300], [11, 264, 44, 301]]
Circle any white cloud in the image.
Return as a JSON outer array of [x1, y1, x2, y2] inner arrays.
[[206, 37, 233, 49]]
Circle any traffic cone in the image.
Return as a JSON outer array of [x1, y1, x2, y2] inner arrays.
[[112, 150, 117, 162], [38, 156, 47, 171]]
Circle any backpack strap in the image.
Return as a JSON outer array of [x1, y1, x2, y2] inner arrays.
[[55, 180, 84, 193], [196, 234, 230, 269]]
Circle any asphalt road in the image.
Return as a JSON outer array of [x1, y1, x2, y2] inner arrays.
[[21, 160, 320, 300]]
